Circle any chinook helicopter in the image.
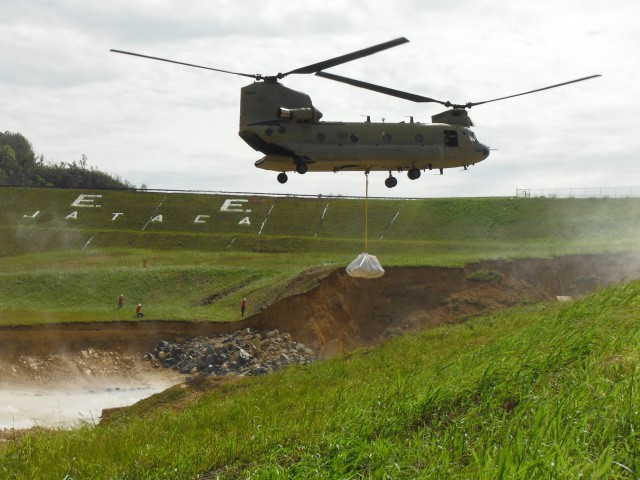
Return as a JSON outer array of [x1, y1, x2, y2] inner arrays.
[[111, 38, 600, 188]]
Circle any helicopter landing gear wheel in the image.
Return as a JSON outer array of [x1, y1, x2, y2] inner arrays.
[[277, 172, 288, 184], [407, 167, 421, 180], [295, 163, 308, 174], [385, 174, 398, 188]]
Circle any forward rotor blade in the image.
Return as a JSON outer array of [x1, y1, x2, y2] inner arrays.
[[466, 75, 602, 107], [284, 37, 409, 76], [316, 71, 447, 105], [110, 49, 258, 79]]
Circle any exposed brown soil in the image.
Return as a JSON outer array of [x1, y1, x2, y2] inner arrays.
[[1, 253, 638, 378], [249, 253, 640, 355]]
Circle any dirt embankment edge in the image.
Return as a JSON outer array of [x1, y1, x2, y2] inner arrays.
[[1, 253, 637, 362]]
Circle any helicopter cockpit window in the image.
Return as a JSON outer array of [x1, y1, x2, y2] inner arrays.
[[444, 130, 458, 147], [468, 132, 478, 142]]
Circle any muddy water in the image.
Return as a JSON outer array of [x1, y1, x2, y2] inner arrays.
[[0, 353, 184, 430], [0, 378, 178, 429]]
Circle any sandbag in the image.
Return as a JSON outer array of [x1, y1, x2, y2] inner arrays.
[[346, 252, 385, 278]]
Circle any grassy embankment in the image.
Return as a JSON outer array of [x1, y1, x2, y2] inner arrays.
[[1, 281, 639, 478], [1, 187, 638, 325]]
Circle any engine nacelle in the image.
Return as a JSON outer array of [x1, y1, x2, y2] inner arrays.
[[432, 108, 473, 127], [277, 107, 323, 123]]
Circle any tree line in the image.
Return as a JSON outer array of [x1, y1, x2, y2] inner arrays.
[[0, 131, 135, 189]]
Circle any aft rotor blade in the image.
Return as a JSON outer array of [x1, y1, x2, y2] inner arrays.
[[316, 71, 447, 105], [110, 49, 258, 79], [466, 75, 602, 107], [284, 37, 409, 76]]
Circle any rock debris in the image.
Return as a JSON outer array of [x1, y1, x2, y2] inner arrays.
[[146, 327, 315, 377]]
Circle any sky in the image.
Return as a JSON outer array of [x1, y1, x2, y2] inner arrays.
[[1, 0, 638, 198]]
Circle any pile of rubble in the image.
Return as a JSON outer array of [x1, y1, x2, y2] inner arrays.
[[146, 328, 315, 377]]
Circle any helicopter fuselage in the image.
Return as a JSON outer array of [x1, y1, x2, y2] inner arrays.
[[249, 119, 489, 173], [238, 81, 489, 176]]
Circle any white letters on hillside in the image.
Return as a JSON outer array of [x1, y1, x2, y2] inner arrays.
[[71, 194, 102, 208], [221, 199, 251, 225], [21, 195, 252, 226], [220, 199, 250, 213]]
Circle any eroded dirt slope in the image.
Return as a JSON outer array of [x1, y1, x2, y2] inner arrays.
[[249, 253, 640, 355]]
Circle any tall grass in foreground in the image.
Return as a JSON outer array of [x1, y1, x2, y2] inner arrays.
[[2, 281, 640, 479]]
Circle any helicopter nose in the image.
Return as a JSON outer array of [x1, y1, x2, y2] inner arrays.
[[481, 144, 490, 159]]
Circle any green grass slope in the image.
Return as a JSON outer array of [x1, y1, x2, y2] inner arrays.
[[2, 281, 639, 479], [1, 187, 639, 325], [2, 188, 639, 257], [0, 249, 316, 325]]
